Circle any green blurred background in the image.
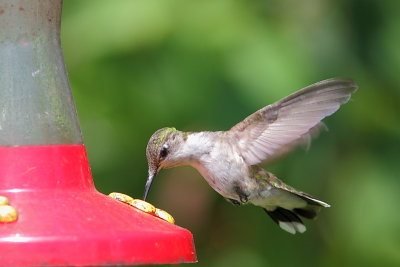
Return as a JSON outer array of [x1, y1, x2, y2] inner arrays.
[[61, 1, 400, 266]]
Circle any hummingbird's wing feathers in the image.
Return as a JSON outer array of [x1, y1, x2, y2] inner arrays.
[[229, 78, 357, 165]]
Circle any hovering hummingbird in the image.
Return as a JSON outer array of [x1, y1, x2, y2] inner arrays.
[[143, 78, 357, 234]]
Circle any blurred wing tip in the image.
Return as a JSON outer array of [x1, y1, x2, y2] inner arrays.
[[321, 77, 358, 92], [320, 77, 354, 83]]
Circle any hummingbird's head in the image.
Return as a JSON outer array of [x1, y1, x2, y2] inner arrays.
[[143, 127, 184, 200]]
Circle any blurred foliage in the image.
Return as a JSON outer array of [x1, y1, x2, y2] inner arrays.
[[61, 1, 400, 266]]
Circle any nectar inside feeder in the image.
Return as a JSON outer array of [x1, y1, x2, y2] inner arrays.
[[0, 0, 196, 266]]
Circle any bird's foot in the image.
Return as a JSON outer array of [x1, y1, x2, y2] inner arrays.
[[233, 184, 249, 204], [227, 198, 241, 206]]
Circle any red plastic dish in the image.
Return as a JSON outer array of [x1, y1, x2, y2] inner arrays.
[[0, 145, 196, 266]]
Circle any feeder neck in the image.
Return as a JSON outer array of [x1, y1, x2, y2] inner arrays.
[[0, 0, 83, 145]]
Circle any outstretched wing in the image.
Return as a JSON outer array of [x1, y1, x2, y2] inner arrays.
[[229, 78, 357, 165]]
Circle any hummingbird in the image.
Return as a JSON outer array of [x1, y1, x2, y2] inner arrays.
[[143, 78, 357, 234]]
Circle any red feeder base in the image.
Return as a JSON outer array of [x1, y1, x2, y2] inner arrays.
[[0, 145, 196, 266]]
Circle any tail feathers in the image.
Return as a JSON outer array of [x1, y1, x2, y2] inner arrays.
[[264, 196, 329, 234], [293, 207, 318, 219], [264, 207, 306, 234]]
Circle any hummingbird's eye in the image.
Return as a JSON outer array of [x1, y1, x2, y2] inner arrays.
[[160, 145, 169, 159]]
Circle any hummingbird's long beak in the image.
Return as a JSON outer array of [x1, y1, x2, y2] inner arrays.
[[143, 171, 157, 200]]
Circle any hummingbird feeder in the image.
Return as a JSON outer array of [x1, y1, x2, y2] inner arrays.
[[0, 0, 196, 266]]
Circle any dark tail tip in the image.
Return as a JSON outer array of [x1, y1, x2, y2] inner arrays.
[[293, 208, 317, 219]]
